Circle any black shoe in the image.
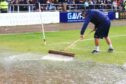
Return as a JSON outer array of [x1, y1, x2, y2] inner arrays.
[[92, 50, 99, 54], [108, 48, 114, 53]]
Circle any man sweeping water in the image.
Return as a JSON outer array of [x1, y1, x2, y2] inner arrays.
[[80, 9, 114, 54]]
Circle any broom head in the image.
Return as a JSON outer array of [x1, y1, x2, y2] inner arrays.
[[48, 50, 75, 57]]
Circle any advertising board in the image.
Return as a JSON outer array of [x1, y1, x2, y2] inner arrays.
[[60, 11, 115, 23]]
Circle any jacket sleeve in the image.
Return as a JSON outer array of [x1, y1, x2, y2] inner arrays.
[[80, 17, 91, 35]]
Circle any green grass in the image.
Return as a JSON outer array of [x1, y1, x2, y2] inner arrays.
[[0, 26, 126, 64]]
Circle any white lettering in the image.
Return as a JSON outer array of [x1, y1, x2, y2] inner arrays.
[[67, 12, 84, 20]]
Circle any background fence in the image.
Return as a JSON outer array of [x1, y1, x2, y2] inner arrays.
[[9, 3, 120, 13]]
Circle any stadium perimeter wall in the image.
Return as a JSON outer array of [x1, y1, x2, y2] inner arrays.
[[0, 11, 122, 27]]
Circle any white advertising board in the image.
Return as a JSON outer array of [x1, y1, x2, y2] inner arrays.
[[0, 12, 59, 26]]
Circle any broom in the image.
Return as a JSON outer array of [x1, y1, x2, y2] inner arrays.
[[48, 29, 94, 57]]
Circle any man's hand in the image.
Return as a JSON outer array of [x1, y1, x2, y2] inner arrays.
[[80, 35, 84, 40]]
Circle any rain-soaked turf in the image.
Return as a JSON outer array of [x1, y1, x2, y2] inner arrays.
[[0, 21, 126, 84]]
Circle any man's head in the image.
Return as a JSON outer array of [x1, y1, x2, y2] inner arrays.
[[81, 11, 86, 17], [81, 10, 89, 17]]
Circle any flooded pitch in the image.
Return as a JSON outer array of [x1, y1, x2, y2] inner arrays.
[[0, 51, 126, 84]]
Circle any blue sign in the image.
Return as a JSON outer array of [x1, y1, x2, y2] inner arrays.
[[108, 11, 115, 20], [60, 11, 115, 23], [60, 12, 85, 23]]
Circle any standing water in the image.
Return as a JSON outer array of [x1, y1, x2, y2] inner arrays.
[[0, 51, 126, 84]]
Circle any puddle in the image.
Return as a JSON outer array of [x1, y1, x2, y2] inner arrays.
[[0, 51, 126, 84]]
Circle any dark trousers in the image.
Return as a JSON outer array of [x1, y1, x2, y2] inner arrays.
[[0, 9, 7, 13]]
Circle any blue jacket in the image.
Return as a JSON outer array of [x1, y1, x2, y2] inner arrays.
[[80, 9, 110, 35]]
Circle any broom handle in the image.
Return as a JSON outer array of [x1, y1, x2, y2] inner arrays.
[[63, 39, 80, 51], [63, 30, 94, 51]]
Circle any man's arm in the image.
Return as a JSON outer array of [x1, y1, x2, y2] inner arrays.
[[80, 17, 90, 39]]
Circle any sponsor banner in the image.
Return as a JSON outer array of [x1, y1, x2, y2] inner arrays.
[[60, 11, 115, 23], [118, 11, 126, 19], [108, 11, 115, 20]]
